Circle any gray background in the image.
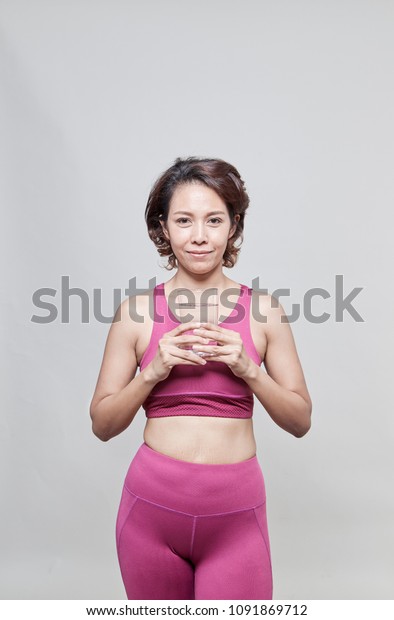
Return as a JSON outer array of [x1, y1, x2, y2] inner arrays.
[[1, 0, 393, 600]]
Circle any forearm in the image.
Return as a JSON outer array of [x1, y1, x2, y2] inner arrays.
[[243, 362, 312, 438], [90, 367, 158, 441]]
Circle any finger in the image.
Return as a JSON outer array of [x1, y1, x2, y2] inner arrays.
[[192, 350, 216, 358], [166, 321, 204, 336], [193, 322, 222, 332], [167, 346, 208, 365], [174, 335, 211, 345], [192, 327, 226, 344], [191, 344, 223, 355]]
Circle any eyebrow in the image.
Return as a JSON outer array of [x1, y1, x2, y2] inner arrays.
[[172, 210, 226, 216]]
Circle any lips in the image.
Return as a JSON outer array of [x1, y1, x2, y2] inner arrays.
[[187, 251, 212, 255]]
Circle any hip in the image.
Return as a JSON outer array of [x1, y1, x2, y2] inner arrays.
[[122, 441, 266, 516]]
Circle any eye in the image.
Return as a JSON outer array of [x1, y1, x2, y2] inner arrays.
[[176, 218, 190, 224], [209, 217, 223, 224]]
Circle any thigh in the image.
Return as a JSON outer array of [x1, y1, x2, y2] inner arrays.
[[116, 486, 195, 600], [193, 504, 273, 600]]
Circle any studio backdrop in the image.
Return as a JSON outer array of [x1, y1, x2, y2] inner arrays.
[[1, 0, 393, 599]]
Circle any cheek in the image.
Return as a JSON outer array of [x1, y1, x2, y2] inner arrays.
[[214, 230, 231, 244], [167, 229, 189, 245]]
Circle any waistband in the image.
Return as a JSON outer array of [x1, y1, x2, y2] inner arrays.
[[123, 442, 266, 516]]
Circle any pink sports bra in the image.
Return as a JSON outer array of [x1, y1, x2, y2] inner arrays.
[[139, 282, 262, 419]]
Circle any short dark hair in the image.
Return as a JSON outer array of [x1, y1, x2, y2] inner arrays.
[[145, 156, 250, 270]]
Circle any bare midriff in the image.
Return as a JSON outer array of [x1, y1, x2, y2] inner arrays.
[[143, 416, 257, 464]]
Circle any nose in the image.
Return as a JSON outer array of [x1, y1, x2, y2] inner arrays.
[[190, 222, 208, 244]]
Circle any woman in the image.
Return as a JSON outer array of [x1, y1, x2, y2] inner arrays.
[[89, 157, 312, 600]]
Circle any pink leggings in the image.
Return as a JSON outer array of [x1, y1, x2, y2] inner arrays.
[[116, 442, 273, 600]]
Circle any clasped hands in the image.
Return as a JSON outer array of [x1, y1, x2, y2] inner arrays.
[[188, 322, 254, 379]]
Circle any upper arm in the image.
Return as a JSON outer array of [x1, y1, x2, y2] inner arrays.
[[261, 294, 312, 410], [90, 296, 140, 413]]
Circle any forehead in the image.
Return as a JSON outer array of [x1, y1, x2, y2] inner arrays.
[[169, 182, 227, 213]]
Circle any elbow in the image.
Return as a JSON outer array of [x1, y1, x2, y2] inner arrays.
[[92, 423, 112, 442], [293, 402, 312, 439], [293, 422, 311, 438], [90, 406, 112, 442]]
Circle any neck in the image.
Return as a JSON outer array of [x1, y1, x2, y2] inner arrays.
[[167, 272, 230, 293]]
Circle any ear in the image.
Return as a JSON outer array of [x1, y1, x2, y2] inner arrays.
[[228, 214, 240, 239]]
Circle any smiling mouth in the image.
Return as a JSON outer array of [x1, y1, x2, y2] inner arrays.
[[187, 251, 213, 255]]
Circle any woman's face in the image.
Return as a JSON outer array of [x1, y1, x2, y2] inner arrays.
[[161, 182, 239, 275]]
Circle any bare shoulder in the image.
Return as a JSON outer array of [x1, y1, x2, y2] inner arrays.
[[250, 288, 287, 329], [249, 287, 296, 363], [254, 290, 312, 409], [123, 287, 155, 364], [117, 288, 153, 333], [255, 291, 290, 331], [89, 289, 153, 409]]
